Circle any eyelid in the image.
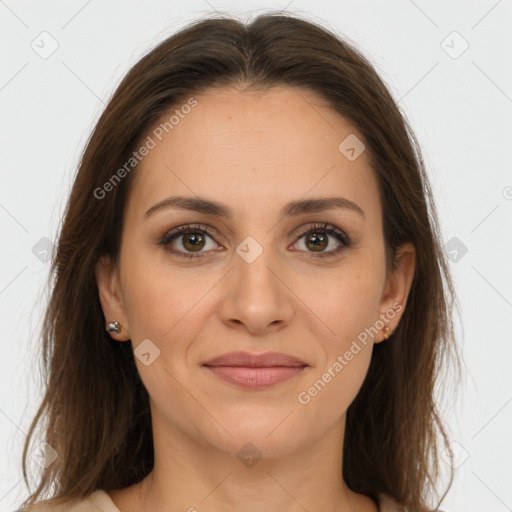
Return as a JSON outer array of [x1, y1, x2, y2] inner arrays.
[[158, 224, 222, 256], [289, 222, 351, 259], [159, 222, 351, 258], [293, 222, 350, 245]]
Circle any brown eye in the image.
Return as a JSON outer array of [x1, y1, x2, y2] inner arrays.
[[293, 223, 351, 258], [159, 224, 220, 258], [304, 231, 329, 252], [181, 232, 206, 252]]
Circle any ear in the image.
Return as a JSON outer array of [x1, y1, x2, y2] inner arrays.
[[95, 255, 130, 341], [375, 242, 416, 343]]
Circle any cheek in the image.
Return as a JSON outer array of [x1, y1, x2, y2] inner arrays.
[[295, 338, 373, 439], [297, 276, 377, 419], [316, 263, 384, 342], [309, 251, 385, 410], [120, 245, 216, 342]]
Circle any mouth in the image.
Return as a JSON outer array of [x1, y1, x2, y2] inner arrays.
[[202, 351, 309, 389]]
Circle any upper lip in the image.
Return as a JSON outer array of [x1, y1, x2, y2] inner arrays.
[[202, 351, 308, 368]]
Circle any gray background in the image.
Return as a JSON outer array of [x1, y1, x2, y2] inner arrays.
[[1, 1, 511, 511]]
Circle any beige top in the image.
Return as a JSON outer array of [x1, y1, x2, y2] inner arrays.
[[23, 489, 406, 511]]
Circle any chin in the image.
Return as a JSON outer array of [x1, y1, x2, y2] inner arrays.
[[201, 417, 309, 461]]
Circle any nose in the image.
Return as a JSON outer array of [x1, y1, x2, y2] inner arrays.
[[218, 244, 294, 335]]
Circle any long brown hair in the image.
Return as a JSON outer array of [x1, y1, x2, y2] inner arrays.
[[19, 11, 460, 511]]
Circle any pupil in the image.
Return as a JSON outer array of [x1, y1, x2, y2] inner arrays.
[[307, 233, 327, 252], [183, 233, 204, 251]]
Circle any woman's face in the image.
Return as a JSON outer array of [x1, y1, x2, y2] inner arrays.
[[97, 85, 414, 460]]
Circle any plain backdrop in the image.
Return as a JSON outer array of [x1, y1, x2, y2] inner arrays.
[[1, 1, 511, 511]]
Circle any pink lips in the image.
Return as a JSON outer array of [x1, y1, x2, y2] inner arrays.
[[202, 351, 308, 389]]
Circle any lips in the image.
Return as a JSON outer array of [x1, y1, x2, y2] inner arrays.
[[202, 351, 309, 389], [202, 351, 308, 368]]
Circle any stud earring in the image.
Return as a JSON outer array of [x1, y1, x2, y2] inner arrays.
[[107, 321, 121, 334], [382, 325, 392, 340]]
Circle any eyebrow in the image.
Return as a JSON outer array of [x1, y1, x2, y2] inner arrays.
[[145, 195, 365, 219]]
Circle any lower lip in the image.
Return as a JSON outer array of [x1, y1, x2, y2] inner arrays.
[[204, 366, 307, 389]]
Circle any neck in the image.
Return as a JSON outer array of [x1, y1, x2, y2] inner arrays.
[[112, 412, 378, 512]]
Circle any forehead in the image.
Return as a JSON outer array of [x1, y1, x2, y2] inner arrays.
[[127, 85, 380, 221]]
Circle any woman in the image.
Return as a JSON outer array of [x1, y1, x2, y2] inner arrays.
[[18, 11, 459, 512]]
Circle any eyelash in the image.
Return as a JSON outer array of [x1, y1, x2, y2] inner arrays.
[[159, 222, 351, 259]]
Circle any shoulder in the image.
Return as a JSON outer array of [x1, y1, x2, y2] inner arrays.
[[379, 493, 407, 512], [379, 493, 448, 512], [17, 490, 119, 512]]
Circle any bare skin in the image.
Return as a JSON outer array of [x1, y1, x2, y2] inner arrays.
[[96, 85, 415, 512]]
